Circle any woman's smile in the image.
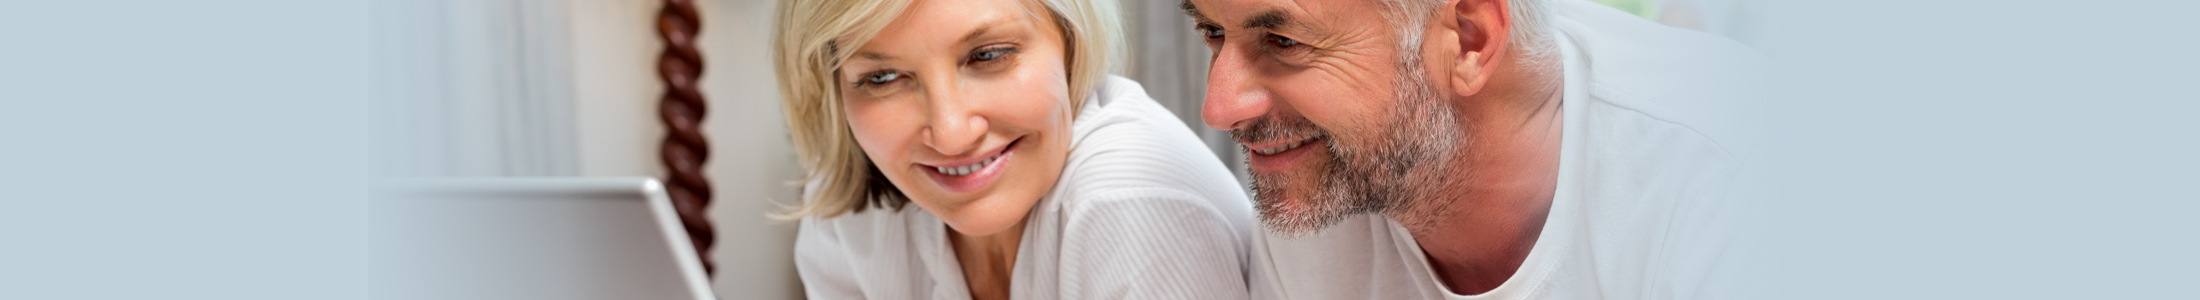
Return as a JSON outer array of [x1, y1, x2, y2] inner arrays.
[[920, 136, 1023, 194]]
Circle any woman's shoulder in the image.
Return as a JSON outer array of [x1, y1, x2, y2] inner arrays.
[[798, 205, 909, 232], [794, 205, 925, 258], [1066, 77, 1234, 179], [1076, 76, 1187, 136], [793, 206, 946, 297], [1039, 181, 1259, 299], [1056, 76, 1251, 221], [1050, 152, 1253, 244]]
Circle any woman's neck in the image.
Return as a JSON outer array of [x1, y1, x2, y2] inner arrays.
[[948, 218, 1028, 300]]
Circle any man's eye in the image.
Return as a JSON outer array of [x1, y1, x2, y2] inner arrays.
[[1269, 34, 1300, 47], [1197, 25, 1224, 39]]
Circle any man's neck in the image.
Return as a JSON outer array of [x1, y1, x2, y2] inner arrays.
[[1406, 191, 1552, 294], [949, 220, 1026, 300], [1404, 68, 1565, 295]]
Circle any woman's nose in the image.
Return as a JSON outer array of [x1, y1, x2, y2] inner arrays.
[[921, 83, 988, 156]]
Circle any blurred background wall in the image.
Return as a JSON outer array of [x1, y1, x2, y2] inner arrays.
[[372, 0, 804, 298], [369, 0, 1755, 299]]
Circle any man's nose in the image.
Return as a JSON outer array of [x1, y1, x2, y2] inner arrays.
[[921, 81, 987, 156], [1202, 46, 1270, 131]]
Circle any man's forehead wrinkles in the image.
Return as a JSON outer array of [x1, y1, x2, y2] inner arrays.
[[1287, 0, 1321, 25], [1271, 0, 1330, 35], [1296, 0, 1357, 31], [1292, 0, 1386, 47]]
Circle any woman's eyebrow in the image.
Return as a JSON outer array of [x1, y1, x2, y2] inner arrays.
[[853, 52, 893, 61], [959, 18, 1017, 44], [847, 17, 1017, 62]]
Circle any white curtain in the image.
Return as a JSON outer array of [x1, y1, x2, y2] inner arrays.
[[1119, 0, 1248, 182], [372, 0, 581, 177]]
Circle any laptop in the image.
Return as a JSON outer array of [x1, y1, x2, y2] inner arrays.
[[370, 177, 718, 300]]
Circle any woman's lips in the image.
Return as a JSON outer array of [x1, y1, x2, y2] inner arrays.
[[923, 138, 1019, 194]]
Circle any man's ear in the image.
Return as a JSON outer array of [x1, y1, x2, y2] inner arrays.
[[1449, 0, 1511, 97]]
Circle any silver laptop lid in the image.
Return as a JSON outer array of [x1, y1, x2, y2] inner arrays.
[[371, 178, 716, 300]]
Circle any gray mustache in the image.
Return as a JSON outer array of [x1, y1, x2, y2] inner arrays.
[[1231, 115, 1328, 146]]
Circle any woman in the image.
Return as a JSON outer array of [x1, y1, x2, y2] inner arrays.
[[772, 0, 1255, 299]]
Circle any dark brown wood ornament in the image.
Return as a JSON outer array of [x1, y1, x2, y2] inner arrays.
[[656, 0, 714, 276]]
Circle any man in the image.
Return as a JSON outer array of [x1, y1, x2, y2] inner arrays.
[[1183, 0, 1766, 299]]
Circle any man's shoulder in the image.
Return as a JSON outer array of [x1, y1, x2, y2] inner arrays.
[[1555, 0, 1773, 156], [1549, 7, 1762, 289], [1554, 0, 1771, 81]]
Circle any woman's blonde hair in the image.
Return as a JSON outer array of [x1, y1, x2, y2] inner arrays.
[[772, 0, 1121, 218]]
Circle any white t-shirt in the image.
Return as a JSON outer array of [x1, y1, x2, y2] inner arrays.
[[1246, 1, 1769, 299], [793, 76, 1259, 300]]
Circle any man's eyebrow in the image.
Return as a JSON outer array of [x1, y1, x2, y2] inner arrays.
[[1243, 10, 1289, 30], [1180, 1, 1207, 22]]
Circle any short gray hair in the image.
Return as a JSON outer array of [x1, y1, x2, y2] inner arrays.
[[1377, 0, 1553, 64]]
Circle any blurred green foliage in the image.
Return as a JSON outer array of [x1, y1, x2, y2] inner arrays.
[[1588, 0, 1659, 20]]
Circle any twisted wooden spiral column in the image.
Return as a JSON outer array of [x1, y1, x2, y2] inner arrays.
[[656, 0, 714, 276]]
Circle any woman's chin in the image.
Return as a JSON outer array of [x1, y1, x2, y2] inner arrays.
[[941, 213, 1024, 237], [933, 192, 1040, 237]]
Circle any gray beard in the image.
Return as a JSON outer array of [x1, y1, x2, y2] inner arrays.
[[1240, 60, 1467, 237]]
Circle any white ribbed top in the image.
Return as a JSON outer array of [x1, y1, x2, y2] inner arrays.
[[794, 76, 1258, 300]]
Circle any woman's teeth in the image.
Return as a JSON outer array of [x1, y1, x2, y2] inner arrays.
[[935, 156, 997, 176], [1254, 140, 1307, 155]]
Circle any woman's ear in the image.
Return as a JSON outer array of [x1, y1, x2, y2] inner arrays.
[[1449, 0, 1511, 97]]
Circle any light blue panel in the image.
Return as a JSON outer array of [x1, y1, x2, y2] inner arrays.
[[1753, 0, 2200, 298], [0, 0, 369, 299]]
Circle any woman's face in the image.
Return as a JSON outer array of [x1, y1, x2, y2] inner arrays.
[[839, 0, 1073, 237]]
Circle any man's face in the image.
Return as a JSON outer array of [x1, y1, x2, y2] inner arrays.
[[1187, 0, 1465, 234]]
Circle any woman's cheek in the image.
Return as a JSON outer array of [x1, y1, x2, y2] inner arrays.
[[844, 100, 908, 169], [996, 72, 1069, 132]]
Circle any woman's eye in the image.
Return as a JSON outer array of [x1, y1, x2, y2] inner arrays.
[[968, 46, 1019, 64], [859, 71, 902, 86], [1197, 25, 1224, 39]]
